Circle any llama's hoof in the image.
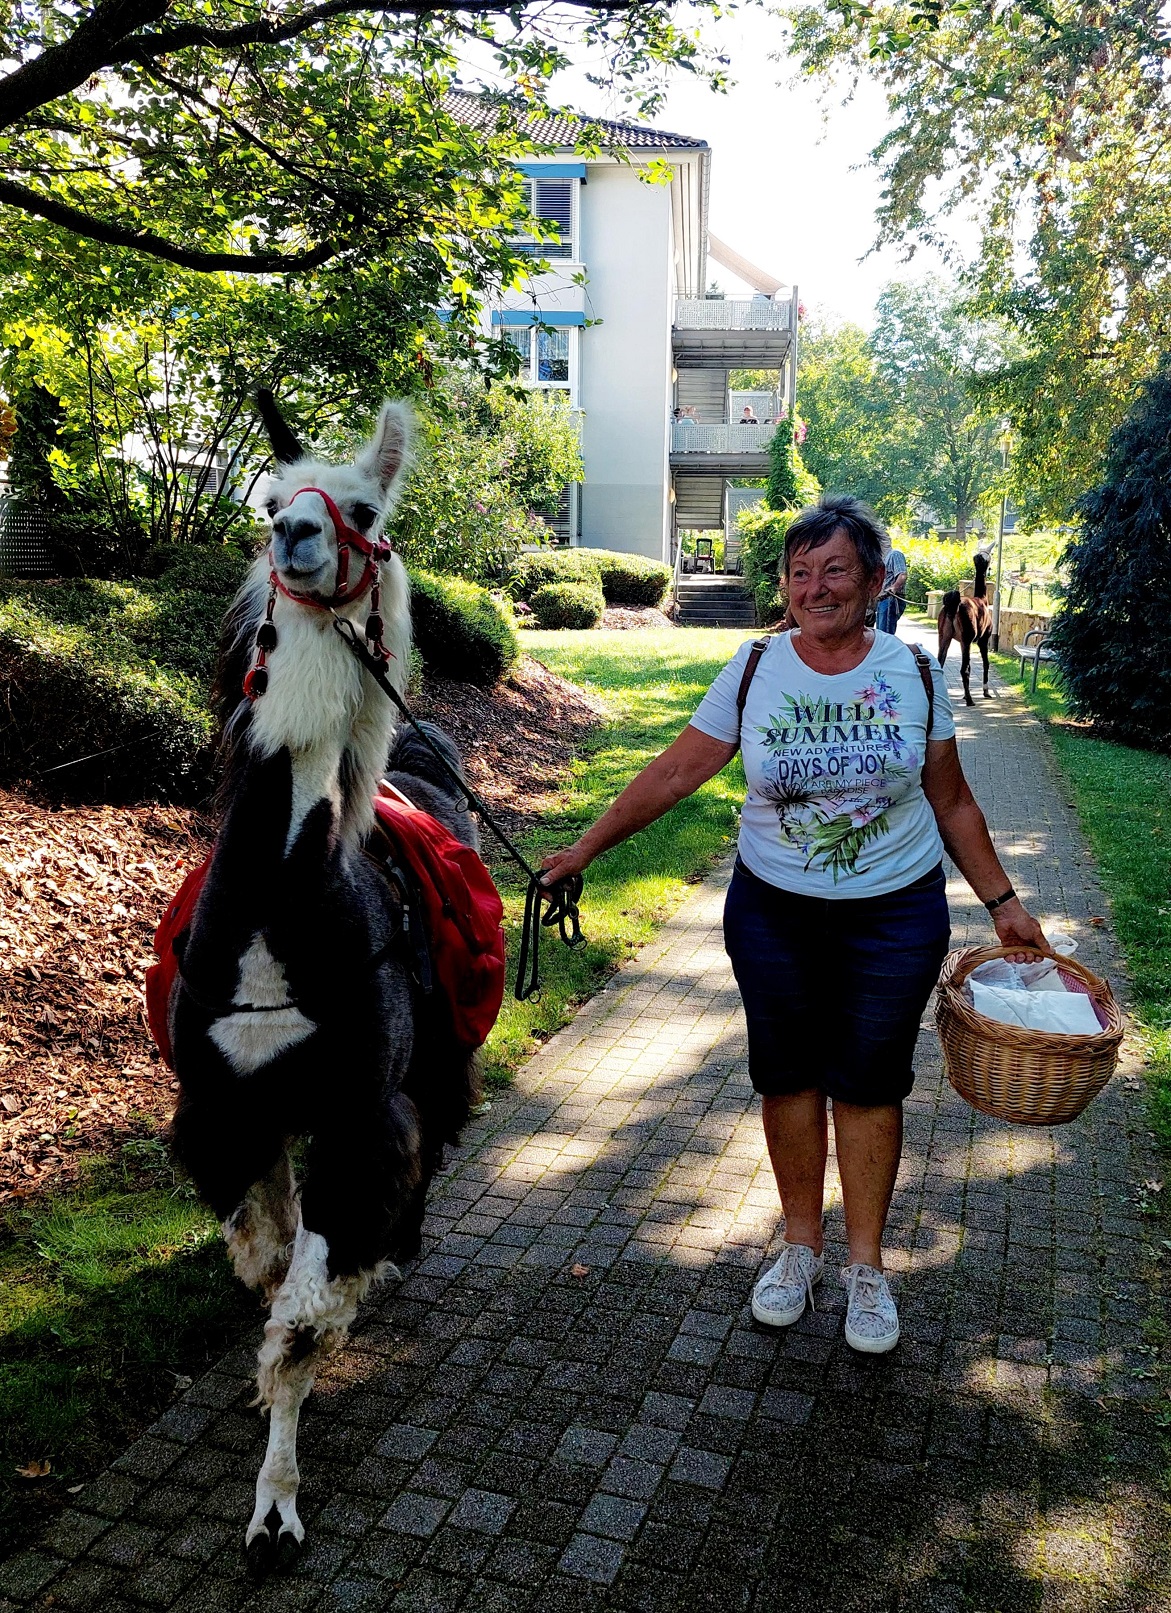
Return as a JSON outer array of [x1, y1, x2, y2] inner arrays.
[[245, 1509, 280, 1580], [276, 1527, 303, 1572], [983, 688, 994, 698]]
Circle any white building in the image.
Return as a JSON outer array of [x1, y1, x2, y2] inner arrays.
[[451, 94, 799, 564]]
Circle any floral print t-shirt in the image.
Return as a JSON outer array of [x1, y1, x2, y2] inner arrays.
[[689, 631, 956, 899]]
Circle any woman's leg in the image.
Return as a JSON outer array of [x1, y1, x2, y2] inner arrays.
[[832, 1099, 903, 1269], [761, 1090, 828, 1253]]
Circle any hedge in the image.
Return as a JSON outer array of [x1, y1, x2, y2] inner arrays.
[[0, 557, 519, 801], [530, 581, 605, 630], [0, 594, 214, 801], [509, 548, 670, 608], [407, 569, 519, 685]]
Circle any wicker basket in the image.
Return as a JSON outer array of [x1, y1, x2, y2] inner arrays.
[[935, 945, 1123, 1125]]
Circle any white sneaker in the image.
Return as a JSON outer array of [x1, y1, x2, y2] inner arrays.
[[751, 1241, 824, 1327], [842, 1264, 900, 1354]]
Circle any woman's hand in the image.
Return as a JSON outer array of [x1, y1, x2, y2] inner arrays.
[[991, 897, 1049, 959], [538, 841, 591, 897]]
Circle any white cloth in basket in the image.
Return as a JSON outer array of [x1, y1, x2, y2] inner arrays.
[[970, 980, 1102, 1036]]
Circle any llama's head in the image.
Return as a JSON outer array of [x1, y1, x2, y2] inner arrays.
[[257, 392, 413, 602]]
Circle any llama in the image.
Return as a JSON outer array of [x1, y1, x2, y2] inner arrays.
[[167, 394, 478, 1573], [938, 548, 994, 705]]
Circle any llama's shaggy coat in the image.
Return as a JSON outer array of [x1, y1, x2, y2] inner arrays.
[[168, 398, 478, 1569]]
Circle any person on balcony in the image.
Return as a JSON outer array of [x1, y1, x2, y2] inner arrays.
[[539, 494, 1044, 1356], [740, 405, 759, 425]]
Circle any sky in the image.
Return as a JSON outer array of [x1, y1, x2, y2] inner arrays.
[[555, 7, 964, 329]]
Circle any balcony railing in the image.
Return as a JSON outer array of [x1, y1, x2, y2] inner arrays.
[[672, 422, 778, 453], [674, 298, 791, 331]]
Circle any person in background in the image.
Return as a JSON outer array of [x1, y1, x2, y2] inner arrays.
[[876, 544, 908, 634], [540, 494, 1044, 1355], [740, 405, 759, 425]]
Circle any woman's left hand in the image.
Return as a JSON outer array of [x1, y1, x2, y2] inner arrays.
[[991, 897, 1049, 959]]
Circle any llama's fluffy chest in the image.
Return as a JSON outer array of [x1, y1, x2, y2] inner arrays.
[[207, 933, 316, 1075]]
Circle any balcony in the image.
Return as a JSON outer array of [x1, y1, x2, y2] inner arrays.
[[672, 297, 795, 367], [669, 420, 776, 473]]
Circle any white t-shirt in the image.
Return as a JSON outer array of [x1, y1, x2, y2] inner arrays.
[[690, 631, 956, 898]]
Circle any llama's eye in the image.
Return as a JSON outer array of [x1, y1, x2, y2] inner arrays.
[[264, 498, 281, 518], [351, 503, 378, 531]]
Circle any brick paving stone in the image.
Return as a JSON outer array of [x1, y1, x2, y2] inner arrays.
[[4, 640, 1171, 1609]]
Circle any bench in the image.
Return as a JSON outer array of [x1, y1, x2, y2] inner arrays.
[[1015, 629, 1059, 692]]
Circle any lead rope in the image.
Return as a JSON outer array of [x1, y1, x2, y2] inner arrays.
[[331, 614, 585, 1000]]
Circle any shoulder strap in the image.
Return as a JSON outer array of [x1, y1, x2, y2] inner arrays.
[[735, 637, 771, 748], [907, 642, 935, 739]]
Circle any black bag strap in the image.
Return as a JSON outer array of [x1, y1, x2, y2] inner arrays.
[[735, 637, 771, 748], [906, 641, 936, 739]]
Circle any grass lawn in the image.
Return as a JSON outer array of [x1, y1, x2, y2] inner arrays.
[[0, 625, 754, 1550], [0, 1142, 256, 1552], [989, 648, 1171, 1148], [484, 627, 754, 1083]]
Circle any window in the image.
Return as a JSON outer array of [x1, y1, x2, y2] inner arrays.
[[537, 327, 570, 382], [504, 326, 532, 380], [513, 177, 575, 260], [503, 324, 575, 391]]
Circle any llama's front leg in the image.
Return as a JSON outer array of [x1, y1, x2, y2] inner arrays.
[[244, 1222, 366, 1575], [961, 645, 974, 705], [980, 637, 993, 697], [245, 1331, 314, 1574]]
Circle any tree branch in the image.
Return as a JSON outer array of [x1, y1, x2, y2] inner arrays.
[[117, 0, 634, 60], [0, 176, 340, 271], [1, 0, 170, 129]]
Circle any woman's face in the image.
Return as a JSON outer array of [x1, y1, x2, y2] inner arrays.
[[785, 529, 883, 642]]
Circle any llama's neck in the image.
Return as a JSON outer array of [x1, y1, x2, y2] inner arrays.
[[973, 560, 989, 599], [230, 552, 411, 852]]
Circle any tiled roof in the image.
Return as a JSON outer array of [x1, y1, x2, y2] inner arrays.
[[444, 90, 707, 152]]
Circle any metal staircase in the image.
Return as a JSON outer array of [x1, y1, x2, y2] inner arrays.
[[675, 574, 757, 628]]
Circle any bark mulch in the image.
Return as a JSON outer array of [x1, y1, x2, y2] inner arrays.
[[0, 656, 604, 1204]]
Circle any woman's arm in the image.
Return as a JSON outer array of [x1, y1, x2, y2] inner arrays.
[[921, 737, 1048, 952], [539, 725, 739, 886]]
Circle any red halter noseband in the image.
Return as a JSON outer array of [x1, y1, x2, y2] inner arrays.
[[269, 487, 392, 610], [243, 487, 395, 702]]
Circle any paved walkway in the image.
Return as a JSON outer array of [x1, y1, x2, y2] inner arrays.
[[3, 631, 1169, 1613]]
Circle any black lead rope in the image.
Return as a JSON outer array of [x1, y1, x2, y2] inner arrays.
[[332, 615, 585, 1000]]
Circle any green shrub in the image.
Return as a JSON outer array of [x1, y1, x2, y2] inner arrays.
[[736, 502, 796, 623], [508, 549, 603, 600], [1054, 362, 1171, 750], [530, 580, 605, 630], [595, 553, 670, 607], [144, 543, 251, 594], [508, 547, 670, 607], [899, 536, 971, 606], [407, 569, 519, 685], [0, 596, 214, 800]]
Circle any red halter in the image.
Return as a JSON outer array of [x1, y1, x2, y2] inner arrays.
[[243, 487, 395, 702], [268, 486, 392, 610]]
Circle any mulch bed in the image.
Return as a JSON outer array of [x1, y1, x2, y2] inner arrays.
[[0, 657, 603, 1205]]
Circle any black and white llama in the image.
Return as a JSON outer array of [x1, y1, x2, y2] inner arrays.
[[168, 395, 478, 1572]]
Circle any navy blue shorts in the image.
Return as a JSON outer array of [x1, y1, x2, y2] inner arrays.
[[723, 858, 950, 1106]]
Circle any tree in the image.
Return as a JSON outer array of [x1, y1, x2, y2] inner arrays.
[[1052, 361, 1171, 752], [871, 279, 1009, 541], [796, 315, 918, 521], [392, 384, 583, 580], [782, 0, 1171, 517], [1, 1, 721, 277]]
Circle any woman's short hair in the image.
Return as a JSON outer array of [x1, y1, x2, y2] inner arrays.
[[782, 494, 887, 578]]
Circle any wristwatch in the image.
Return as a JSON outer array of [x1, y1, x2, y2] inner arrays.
[[985, 887, 1016, 912]]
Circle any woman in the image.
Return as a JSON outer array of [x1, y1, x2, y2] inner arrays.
[[540, 494, 1045, 1354]]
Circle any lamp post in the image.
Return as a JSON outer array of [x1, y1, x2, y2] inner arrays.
[[991, 418, 1012, 652]]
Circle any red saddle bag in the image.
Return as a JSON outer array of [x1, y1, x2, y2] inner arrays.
[[144, 798, 506, 1068]]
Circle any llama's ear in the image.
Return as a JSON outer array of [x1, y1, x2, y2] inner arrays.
[[256, 389, 305, 464], [357, 401, 413, 496]]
